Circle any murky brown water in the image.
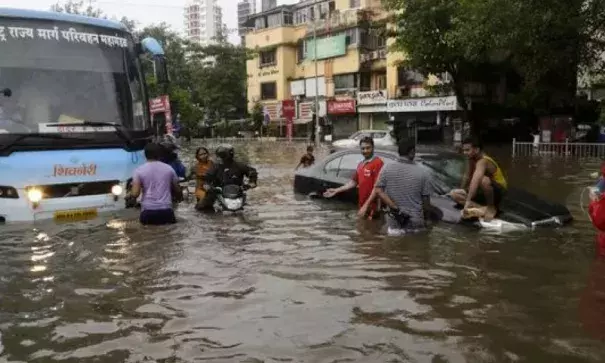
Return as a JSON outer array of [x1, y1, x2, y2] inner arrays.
[[1, 141, 604, 362]]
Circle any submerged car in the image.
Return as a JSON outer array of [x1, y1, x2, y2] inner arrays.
[[331, 130, 395, 149], [294, 147, 572, 230]]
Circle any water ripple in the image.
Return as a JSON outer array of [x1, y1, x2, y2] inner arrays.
[[0, 143, 603, 362]]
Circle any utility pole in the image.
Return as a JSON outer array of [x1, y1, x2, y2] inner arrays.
[[313, 11, 320, 146]]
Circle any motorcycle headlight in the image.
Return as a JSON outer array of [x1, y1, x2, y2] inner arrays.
[[224, 198, 243, 210]]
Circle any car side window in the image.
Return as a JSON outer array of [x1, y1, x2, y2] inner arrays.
[[372, 132, 386, 139], [323, 156, 342, 177], [337, 153, 364, 179]]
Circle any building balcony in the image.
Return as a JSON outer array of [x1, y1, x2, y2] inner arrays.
[[305, 9, 366, 36], [247, 26, 298, 48], [359, 47, 386, 67]]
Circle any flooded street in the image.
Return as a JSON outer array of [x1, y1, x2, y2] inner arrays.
[[1, 141, 604, 362]]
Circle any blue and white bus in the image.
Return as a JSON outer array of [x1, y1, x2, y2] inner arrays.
[[0, 8, 168, 223]]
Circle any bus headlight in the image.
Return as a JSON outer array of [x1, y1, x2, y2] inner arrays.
[[111, 185, 123, 196], [27, 188, 43, 203]]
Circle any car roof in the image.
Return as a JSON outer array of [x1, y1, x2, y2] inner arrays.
[[328, 144, 462, 160], [355, 130, 389, 133], [0, 7, 127, 31]]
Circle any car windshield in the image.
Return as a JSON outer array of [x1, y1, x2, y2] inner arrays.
[[420, 155, 466, 182], [0, 18, 147, 135]]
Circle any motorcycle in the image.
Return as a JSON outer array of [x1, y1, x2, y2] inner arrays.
[[213, 184, 252, 212]]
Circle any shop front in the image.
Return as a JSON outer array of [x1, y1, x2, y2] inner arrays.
[[297, 100, 326, 138], [387, 96, 462, 142], [327, 99, 357, 139], [357, 90, 389, 130]]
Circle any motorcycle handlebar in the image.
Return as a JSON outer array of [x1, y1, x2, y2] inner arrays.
[[214, 184, 255, 192]]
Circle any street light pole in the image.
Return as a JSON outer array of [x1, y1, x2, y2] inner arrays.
[[313, 17, 320, 146]]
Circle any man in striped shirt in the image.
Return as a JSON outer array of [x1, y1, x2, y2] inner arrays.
[[362, 139, 433, 235]]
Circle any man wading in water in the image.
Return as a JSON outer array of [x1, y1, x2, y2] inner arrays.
[[323, 136, 384, 219], [450, 137, 507, 221], [127, 143, 183, 225]]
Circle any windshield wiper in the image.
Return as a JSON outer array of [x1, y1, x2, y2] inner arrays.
[[0, 133, 93, 153], [45, 121, 134, 145]]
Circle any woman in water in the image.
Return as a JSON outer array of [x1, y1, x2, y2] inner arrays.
[[189, 147, 213, 202], [581, 161, 605, 340]]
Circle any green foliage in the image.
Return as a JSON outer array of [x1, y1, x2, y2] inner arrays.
[[50, 0, 136, 31], [383, 0, 605, 114], [51, 0, 249, 130], [250, 101, 264, 132], [599, 104, 605, 126]]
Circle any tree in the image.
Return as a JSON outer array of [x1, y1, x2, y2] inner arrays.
[[250, 101, 264, 133], [51, 2, 250, 132], [384, 0, 605, 129], [50, 0, 136, 30], [193, 42, 251, 123], [383, 0, 480, 125], [50, 0, 103, 18]]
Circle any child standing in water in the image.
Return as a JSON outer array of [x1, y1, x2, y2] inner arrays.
[[189, 147, 213, 201], [296, 145, 315, 170]]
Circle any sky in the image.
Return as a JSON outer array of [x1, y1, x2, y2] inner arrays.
[[3, 0, 298, 44]]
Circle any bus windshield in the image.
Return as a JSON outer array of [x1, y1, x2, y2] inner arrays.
[[0, 17, 148, 135]]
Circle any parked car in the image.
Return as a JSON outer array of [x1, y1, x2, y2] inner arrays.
[[294, 146, 572, 229], [331, 130, 395, 148]]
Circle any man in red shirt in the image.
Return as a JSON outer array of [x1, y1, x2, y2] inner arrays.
[[323, 136, 384, 219]]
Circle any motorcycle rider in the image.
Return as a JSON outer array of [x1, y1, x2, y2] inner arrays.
[[159, 136, 187, 179], [195, 144, 258, 212]]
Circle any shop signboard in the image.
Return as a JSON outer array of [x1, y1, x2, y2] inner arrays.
[[327, 99, 356, 114], [357, 90, 387, 105], [387, 96, 459, 112], [306, 34, 347, 61]]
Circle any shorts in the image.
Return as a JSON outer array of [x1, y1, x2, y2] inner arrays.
[[140, 209, 176, 225], [473, 180, 505, 208]]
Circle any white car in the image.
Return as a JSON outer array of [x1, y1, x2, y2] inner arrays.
[[331, 129, 395, 148]]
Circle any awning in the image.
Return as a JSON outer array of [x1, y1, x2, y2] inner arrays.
[[357, 105, 387, 113]]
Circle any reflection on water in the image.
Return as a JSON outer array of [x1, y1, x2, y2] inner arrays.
[[0, 141, 604, 362]]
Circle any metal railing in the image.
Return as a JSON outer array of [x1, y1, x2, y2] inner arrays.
[[512, 138, 605, 158]]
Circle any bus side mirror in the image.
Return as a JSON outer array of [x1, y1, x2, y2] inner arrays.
[[153, 56, 168, 84]]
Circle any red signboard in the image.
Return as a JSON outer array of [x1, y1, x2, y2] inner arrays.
[[327, 99, 356, 114], [149, 96, 169, 114], [149, 95, 172, 134], [281, 100, 296, 119]]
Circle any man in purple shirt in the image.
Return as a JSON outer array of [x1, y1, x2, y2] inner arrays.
[[127, 143, 183, 225]]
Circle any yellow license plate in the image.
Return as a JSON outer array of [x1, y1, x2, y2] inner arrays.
[[54, 208, 98, 222]]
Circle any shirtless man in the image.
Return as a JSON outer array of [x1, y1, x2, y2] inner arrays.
[[450, 137, 507, 221]]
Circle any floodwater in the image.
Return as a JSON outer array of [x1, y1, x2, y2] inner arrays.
[[0, 141, 604, 362]]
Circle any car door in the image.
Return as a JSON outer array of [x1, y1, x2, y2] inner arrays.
[[309, 154, 345, 195], [333, 153, 365, 202]]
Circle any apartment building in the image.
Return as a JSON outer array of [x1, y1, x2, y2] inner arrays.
[[244, 0, 464, 139], [238, 0, 256, 46], [184, 0, 224, 45], [261, 0, 277, 12]]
